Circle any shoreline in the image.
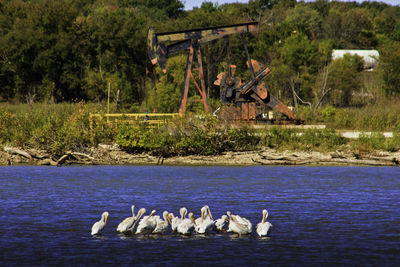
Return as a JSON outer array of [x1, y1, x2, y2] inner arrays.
[[1, 145, 399, 167]]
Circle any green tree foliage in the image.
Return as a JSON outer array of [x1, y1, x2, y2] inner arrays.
[[0, 0, 399, 111], [281, 33, 319, 73], [283, 3, 323, 40], [341, 8, 377, 49], [0, 0, 149, 105], [323, 7, 378, 49], [326, 54, 364, 107], [379, 42, 400, 96], [115, 115, 259, 156], [265, 59, 294, 104], [392, 22, 400, 41], [145, 55, 185, 113], [85, 5, 148, 105], [374, 7, 398, 36], [119, 0, 184, 19]]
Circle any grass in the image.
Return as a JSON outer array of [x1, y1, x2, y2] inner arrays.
[[297, 100, 400, 131], [1, 102, 400, 157]]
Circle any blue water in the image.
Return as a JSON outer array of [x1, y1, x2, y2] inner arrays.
[[0, 166, 399, 266]]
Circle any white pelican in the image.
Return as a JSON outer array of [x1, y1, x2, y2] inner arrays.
[[195, 205, 214, 224], [127, 208, 146, 233], [177, 212, 196, 235], [214, 215, 229, 232], [135, 210, 157, 235], [226, 211, 252, 235], [195, 205, 214, 234], [91, 211, 109, 235], [256, 209, 272, 237], [116, 205, 136, 233], [169, 213, 177, 232], [152, 211, 171, 234], [171, 207, 186, 232]]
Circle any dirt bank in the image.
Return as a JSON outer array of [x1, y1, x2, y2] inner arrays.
[[1, 144, 399, 167]]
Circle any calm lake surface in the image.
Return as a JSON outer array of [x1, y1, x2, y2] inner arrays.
[[0, 166, 399, 266]]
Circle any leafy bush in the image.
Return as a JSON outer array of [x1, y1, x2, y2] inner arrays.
[[352, 131, 400, 153], [320, 105, 337, 121], [260, 127, 347, 151], [115, 115, 259, 156], [1, 102, 400, 157], [0, 102, 100, 155]]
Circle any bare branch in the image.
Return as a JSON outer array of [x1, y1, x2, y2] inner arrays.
[[293, 88, 312, 108], [314, 64, 332, 112]]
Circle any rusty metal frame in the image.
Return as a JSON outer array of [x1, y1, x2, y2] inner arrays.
[[178, 40, 210, 114], [148, 22, 259, 114]]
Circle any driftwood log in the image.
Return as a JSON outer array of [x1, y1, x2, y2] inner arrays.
[[3, 146, 32, 160], [2, 145, 399, 166], [56, 151, 96, 166], [251, 151, 399, 166], [2, 146, 97, 166]]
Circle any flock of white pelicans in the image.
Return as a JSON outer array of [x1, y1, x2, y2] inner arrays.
[[91, 205, 272, 237]]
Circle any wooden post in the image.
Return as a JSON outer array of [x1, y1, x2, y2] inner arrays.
[[107, 82, 110, 123]]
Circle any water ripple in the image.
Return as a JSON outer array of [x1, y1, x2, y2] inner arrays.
[[0, 166, 399, 265]]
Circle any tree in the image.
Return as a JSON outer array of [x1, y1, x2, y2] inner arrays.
[[392, 22, 400, 41], [322, 9, 342, 47], [309, 0, 330, 18], [276, 0, 296, 9], [119, 0, 184, 19], [145, 55, 185, 113], [284, 3, 323, 40], [325, 54, 363, 107], [247, 0, 274, 21], [265, 59, 295, 105], [341, 8, 377, 49], [374, 7, 398, 37], [379, 42, 400, 96], [281, 33, 319, 74], [85, 5, 149, 105]]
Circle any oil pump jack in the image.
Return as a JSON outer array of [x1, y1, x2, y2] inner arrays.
[[147, 21, 299, 123]]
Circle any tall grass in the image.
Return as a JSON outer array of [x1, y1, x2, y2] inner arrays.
[[297, 100, 400, 131], [115, 116, 259, 156], [1, 102, 400, 157], [0, 102, 102, 155], [259, 127, 347, 151], [351, 130, 400, 153]]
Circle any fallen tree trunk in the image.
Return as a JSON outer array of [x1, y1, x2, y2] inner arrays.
[[57, 151, 96, 166], [3, 146, 32, 160], [37, 158, 58, 166], [252, 152, 399, 166]]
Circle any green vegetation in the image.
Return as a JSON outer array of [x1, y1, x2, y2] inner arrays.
[[1, 1, 400, 157], [115, 116, 259, 156], [1, 0, 400, 111], [260, 127, 347, 151], [1, 103, 400, 158]]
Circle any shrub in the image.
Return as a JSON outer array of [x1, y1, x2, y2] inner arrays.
[[0, 102, 100, 155], [259, 127, 346, 151], [115, 115, 259, 157], [320, 105, 336, 121]]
